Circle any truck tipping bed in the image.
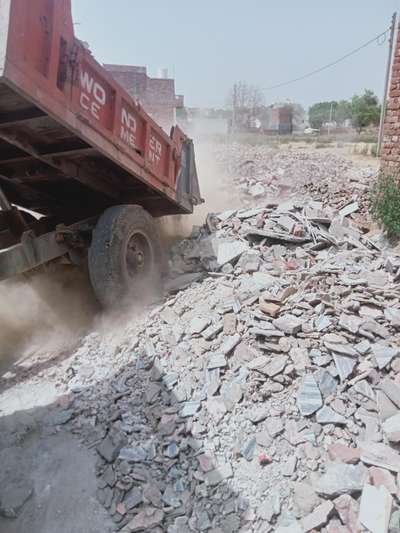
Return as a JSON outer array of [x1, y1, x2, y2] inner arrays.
[[0, 0, 201, 231]]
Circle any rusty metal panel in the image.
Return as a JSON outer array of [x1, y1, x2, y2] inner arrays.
[[0, 0, 202, 215], [74, 61, 116, 131], [0, 229, 68, 280]]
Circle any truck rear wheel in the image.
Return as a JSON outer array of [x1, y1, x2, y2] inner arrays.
[[88, 205, 163, 308]]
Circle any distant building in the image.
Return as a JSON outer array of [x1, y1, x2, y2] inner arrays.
[[105, 64, 184, 133], [260, 106, 293, 135], [232, 105, 293, 135]]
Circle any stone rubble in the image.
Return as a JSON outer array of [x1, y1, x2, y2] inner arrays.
[[41, 157, 400, 531], [213, 143, 376, 219]]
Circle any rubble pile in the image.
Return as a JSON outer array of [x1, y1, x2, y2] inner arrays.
[[58, 198, 400, 532], [213, 143, 376, 218]]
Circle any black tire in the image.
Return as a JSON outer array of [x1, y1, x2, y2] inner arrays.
[[88, 205, 163, 308]]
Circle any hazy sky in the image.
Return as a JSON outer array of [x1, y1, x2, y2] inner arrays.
[[72, 1, 400, 109]]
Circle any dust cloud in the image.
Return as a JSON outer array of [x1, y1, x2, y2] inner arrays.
[[159, 137, 241, 241], [0, 134, 232, 375], [0, 265, 97, 373]]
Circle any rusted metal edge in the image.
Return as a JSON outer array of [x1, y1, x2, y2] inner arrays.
[[0, 229, 69, 281]]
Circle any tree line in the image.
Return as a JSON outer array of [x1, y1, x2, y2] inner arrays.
[[225, 82, 381, 134], [309, 89, 381, 133]]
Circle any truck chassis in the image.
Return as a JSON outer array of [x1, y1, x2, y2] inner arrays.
[[0, 0, 201, 305]]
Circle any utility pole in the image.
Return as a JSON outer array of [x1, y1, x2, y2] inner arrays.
[[378, 12, 397, 156], [231, 83, 237, 134], [328, 101, 334, 136]]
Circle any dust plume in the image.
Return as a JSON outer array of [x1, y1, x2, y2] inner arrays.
[[0, 136, 236, 373], [0, 265, 97, 373], [159, 138, 242, 240]]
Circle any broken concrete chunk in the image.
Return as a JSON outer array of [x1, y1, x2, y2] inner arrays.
[[162, 485, 180, 508], [355, 339, 371, 355], [381, 378, 400, 408], [207, 353, 227, 370], [283, 456, 298, 477], [217, 240, 248, 266], [220, 334, 241, 355], [353, 379, 375, 401], [360, 441, 400, 472], [197, 454, 215, 473], [202, 322, 223, 340], [237, 251, 261, 273], [206, 397, 227, 423], [359, 484, 392, 533], [297, 374, 323, 416], [247, 406, 269, 424], [179, 400, 200, 418], [274, 314, 303, 335], [315, 314, 331, 332], [119, 446, 147, 463], [205, 462, 232, 486], [223, 313, 237, 334], [249, 183, 266, 197], [333, 354, 356, 382], [385, 307, 400, 327], [361, 320, 390, 339], [293, 482, 320, 515], [372, 345, 399, 370], [123, 487, 143, 510], [258, 494, 281, 522], [339, 313, 362, 334], [359, 305, 383, 320], [339, 202, 359, 218], [314, 369, 337, 398], [377, 390, 399, 422], [266, 417, 284, 437], [160, 307, 179, 325], [262, 355, 288, 377], [333, 494, 361, 532], [328, 443, 360, 464], [242, 437, 257, 461], [382, 413, 400, 443], [369, 466, 397, 494], [222, 381, 243, 411], [189, 316, 211, 335], [97, 432, 127, 463], [126, 506, 164, 531], [248, 355, 269, 371], [315, 463, 368, 497], [301, 500, 334, 532], [316, 405, 346, 425], [324, 341, 357, 358]]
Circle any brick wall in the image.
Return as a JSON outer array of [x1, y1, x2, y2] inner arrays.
[[382, 28, 400, 168], [105, 64, 180, 132]]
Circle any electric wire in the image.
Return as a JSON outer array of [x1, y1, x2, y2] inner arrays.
[[263, 27, 391, 91]]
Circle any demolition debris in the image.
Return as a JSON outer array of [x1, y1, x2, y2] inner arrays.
[[43, 185, 400, 532]]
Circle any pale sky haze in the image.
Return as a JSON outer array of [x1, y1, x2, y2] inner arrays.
[[72, 1, 400, 109]]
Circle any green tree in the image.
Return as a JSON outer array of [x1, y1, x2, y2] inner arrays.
[[351, 90, 381, 133], [308, 101, 337, 129], [335, 100, 352, 125]]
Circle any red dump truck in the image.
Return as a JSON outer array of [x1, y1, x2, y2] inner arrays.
[[0, 0, 201, 306]]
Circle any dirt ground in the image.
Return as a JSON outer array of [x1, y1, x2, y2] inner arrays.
[[0, 144, 379, 533], [0, 417, 113, 533]]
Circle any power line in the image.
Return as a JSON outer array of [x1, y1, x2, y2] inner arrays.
[[263, 27, 391, 91]]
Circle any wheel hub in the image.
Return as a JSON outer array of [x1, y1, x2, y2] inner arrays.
[[126, 233, 151, 277]]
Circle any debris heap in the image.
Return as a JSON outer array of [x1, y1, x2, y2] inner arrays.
[[62, 199, 400, 532], [213, 143, 377, 218]]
